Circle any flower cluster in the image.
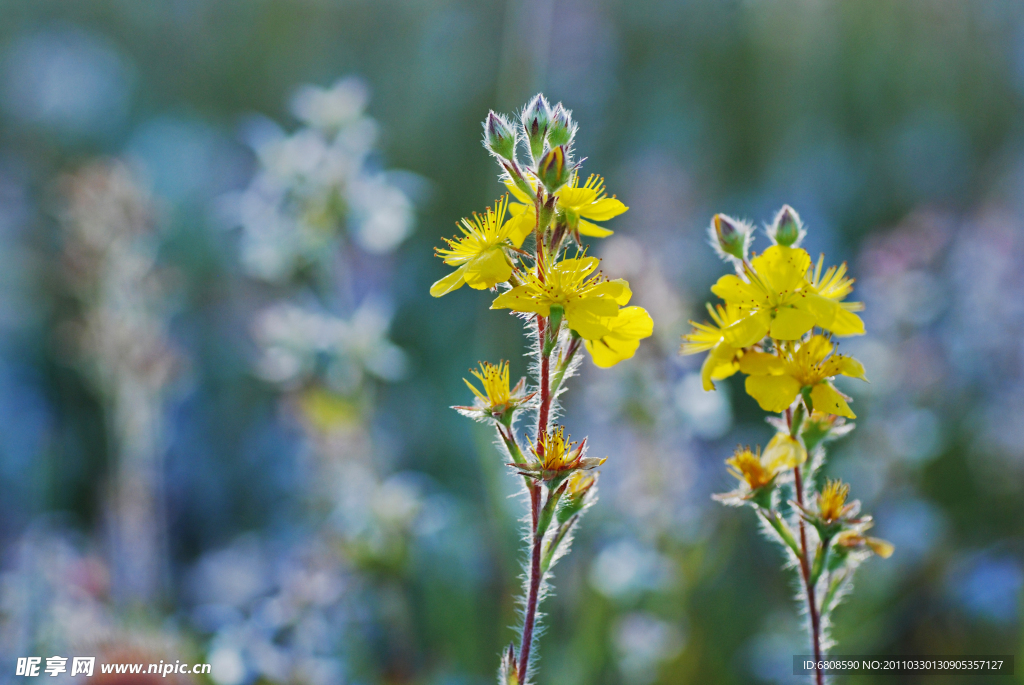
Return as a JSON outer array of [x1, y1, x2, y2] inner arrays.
[[432, 95, 652, 369], [688, 206, 891, 683], [435, 95, 650, 685]]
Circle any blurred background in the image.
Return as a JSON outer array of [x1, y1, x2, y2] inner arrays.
[[0, 1, 1022, 683]]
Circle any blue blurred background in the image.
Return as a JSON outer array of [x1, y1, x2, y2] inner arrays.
[[0, 1, 1022, 683]]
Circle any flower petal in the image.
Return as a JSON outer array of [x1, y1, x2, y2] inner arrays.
[[820, 353, 867, 381], [491, 285, 547, 314], [464, 249, 512, 290], [752, 245, 811, 295], [581, 197, 628, 221], [555, 186, 598, 209], [504, 179, 534, 205], [764, 433, 808, 470], [585, 335, 640, 368], [745, 373, 802, 413], [577, 219, 614, 237], [738, 351, 786, 376], [827, 307, 866, 336], [553, 256, 600, 278], [506, 212, 536, 247], [769, 306, 817, 340], [701, 343, 739, 390], [430, 266, 467, 297], [712, 274, 763, 305], [722, 309, 771, 348], [810, 382, 855, 418]]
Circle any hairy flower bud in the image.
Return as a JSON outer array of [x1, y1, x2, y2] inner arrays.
[[521, 93, 552, 161], [537, 146, 570, 193], [483, 111, 517, 161], [767, 204, 805, 247], [547, 103, 575, 148], [499, 643, 519, 685], [709, 213, 752, 262]]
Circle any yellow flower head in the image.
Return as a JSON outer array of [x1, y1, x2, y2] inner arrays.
[[465, 360, 511, 408], [818, 479, 852, 523], [681, 302, 748, 390], [518, 426, 606, 480], [555, 174, 628, 238], [725, 445, 774, 490], [457, 360, 533, 421], [431, 196, 523, 297], [491, 255, 631, 340], [710, 244, 864, 345], [739, 335, 866, 417]]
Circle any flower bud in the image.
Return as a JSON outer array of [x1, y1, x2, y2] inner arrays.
[[547, 103, 575, 148], [483, 111, 517, 161], [521, 93, 552, 161], [537, 146, 570, 193], [767, 204, 805, 247], [499, 642, 519, 685], [709, 213, 752, 262]]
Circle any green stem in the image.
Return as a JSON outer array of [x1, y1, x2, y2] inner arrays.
[[761, 509, 801, 558]]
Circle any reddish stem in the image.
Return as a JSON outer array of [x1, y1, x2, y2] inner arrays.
[[518, 484, 544, 679], [794, 465, 824, 685]]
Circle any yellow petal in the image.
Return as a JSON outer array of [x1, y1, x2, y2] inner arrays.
[[606, 305, 653, 339], [701, 343, 738, 391], [745, 374, 802, 413], [555, 186, 598, 209], [866, 537, 895, 558], [827, 307, 866, 336], [820, 354, 867, 381], [430, 266, 467, 297], [800, 292, 841, 328], [711, 274, 763, 305], [738, 351, 786, 376], [506, 212, 536, 247], [722, 309, 771, 348], [464, 249, 512, 290], [764, 433, 808, 470], [585, 335, 641, 368], [504, 179, 534, 205], [553, 256, 600, 278], [810, 382, 855, 419], [578, 219, 614, 238], [586, 278, 631, 305], [490, 285, 547, 314], [752, 245, 811, 295], [769, 306, 817, 340], [799, 335, 834, 366], [565, 299, 618, 339], [581, 197, 628, 221]]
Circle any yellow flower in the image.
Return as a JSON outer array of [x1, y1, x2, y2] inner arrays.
[[490, 256, 631, 340], [739, 335, 866, 417], [681, 302, 748, 390], [809, 255, 865, 336], [834, 525, 895, 558], [725, 445, 775, 490], [818, 479, 853, 523], [710, 245, 861, 344], [725, 436, 804, 494], [465, 360, 511, 408], [583, 305, 654, 368], [457, 360, 533, 421], [504, 173, 628, 244], [555, 174, 628, 238], [517, 427, 606, 481], [430, 196, 524, 297]]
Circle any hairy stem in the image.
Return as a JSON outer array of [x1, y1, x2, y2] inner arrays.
[[518, 483, 544, 680], [794, 465, 824, 685]]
